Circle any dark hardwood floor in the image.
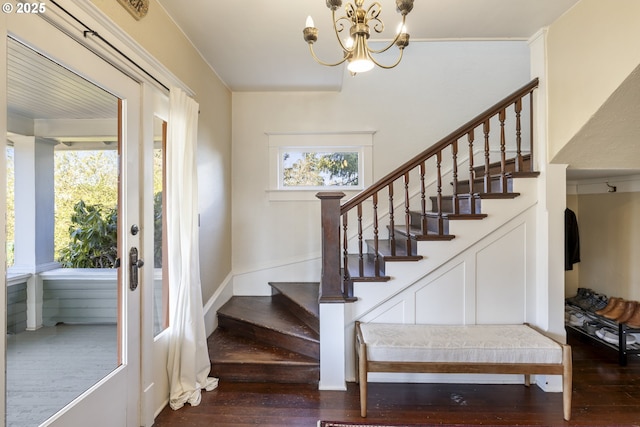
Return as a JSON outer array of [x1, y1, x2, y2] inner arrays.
[[152, 329, 640, 426]]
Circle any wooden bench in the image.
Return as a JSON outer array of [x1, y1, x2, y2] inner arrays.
[[355, 322, 572, 421]]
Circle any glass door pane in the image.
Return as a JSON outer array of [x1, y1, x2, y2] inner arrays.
[[6, 37, 120, 426], [153, 117, 168, 336]]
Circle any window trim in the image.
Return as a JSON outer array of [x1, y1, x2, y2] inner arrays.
[[267, 131, 374, 201]]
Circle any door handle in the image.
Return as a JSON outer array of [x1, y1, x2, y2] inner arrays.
[[129, 247, 144, 291]]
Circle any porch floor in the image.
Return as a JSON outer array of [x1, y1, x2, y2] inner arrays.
[[6, 324, 117, 427]]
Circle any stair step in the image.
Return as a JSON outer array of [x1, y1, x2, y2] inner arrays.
[[345, 254, 391, 282], [365, 239, 423, 261], [429, 193, 482, 214], [269, 282, 320, 334], [456, 174, 514, 193], [396, 226, 456, 241], [472, 153, 533, 176], [208, 329, 319, 384], [217, 296, 319, 359]]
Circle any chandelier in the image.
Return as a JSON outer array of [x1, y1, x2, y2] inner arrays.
[[303, 0, 414, 74]]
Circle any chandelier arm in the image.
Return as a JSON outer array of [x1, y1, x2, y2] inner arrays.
[[367, 15, 407, 54], [332, 10, 352, 52], [369, 48, 404, 70], [308, 44, 350, 67]]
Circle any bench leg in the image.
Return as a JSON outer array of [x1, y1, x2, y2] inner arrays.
[[563, 344, 573, 421], [359, 374, 367, 417], [359, 347, 368, 417]]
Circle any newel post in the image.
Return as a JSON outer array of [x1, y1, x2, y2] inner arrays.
[[316, 191, 346, 303]]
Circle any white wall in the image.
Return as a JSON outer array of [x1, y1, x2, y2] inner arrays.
[[546, 0, 640, 162], [231, 41, 531, 292]]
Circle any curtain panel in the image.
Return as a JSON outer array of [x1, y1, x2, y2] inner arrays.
[[166, 87, 218, 410]]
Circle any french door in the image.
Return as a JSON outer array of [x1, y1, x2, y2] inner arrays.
[[3, 12, 142, 427]]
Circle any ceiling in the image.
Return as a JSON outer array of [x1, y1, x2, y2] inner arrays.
[[156, 0, 580, 91], [7, 0, 639, 181]]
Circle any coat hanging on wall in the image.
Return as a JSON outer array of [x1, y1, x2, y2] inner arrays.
[[565, 208, 580, 271]]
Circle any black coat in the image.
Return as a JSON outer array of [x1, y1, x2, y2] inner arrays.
[[565, 208, 580, 271]]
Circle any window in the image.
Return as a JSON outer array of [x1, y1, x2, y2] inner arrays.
[[268, 132, 374, 201], [280, 149, 361, 189]]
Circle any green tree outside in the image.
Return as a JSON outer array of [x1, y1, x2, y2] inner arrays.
[[57, 200, 118, 268], [54, 150, 118, 260], [283, 151, 359, 187]]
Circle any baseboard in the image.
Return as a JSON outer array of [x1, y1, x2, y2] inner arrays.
[[203, 272, 234, 337]]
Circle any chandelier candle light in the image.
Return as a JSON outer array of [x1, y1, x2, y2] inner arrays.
[[303, 0, 414, 74]]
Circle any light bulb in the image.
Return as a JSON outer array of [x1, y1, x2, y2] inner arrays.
[[345, 37, 354, 49], [306, 16, 315, 28], [348, 59, 374, 73]]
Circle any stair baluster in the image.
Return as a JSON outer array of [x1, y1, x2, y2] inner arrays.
[[388, 184, 396, 256], [483, 119, 491, 193], [515, 99, 523, 173], [529, 92, 535, 173], [499, 108, 507, 193], [419, 162, 427, 235], [436, 151, 444, 235], [467, 129, 476, 214], [343, 211, 351, 281], [372, 192, 381, 277], [451, 140, 459, 215], [403, 172, 412, 256], [357, 204, 364, 276]]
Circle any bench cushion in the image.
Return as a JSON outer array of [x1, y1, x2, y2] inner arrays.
[[360, 323, 562, 365]]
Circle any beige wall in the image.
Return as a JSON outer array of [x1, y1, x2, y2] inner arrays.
[[546, 0, 640, 162], [232, 41, 531, 289], [90, 0, 232, 303], [572, 191, 640, 301]]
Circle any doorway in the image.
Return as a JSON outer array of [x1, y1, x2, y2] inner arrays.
[[3, 12, 142, 427]]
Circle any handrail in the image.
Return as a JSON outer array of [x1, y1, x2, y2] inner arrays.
[[341, 78, 538, 214]]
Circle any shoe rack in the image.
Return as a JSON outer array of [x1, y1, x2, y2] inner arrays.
[[566, 302, 640, 366]]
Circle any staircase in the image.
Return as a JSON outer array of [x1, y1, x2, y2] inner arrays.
[[209, 282, 320, 383], [346, 160, 537, 283], [207, 78, 540, 383]]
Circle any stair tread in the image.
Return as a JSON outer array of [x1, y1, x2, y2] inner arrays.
[[218, 296, 319, 342], [365, 239, 422, 260], [393, 225, 455, 241], [269, 282, 319, 320], [208, 329, 318, 365], [345, 254, 390, 281], [474, 192, 520, 199]]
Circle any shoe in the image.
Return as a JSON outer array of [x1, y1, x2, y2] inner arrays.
[[616, 301, 638, 323], [584, 320, 602, 335], [625, 303, 640, 329], [587, 294, 609, 312], [569, 312, 586, 327], [603, 299, 628, 320], [596, 327, 636, 345], [566, 288, 593, 307], [576, 291, 598, 310], [597, 297, 621, 316]]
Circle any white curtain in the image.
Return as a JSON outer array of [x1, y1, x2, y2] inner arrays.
[[166, 87, 218, 410]]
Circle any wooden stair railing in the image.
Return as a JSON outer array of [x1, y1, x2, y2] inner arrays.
[[317, 78, 539, 302]]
